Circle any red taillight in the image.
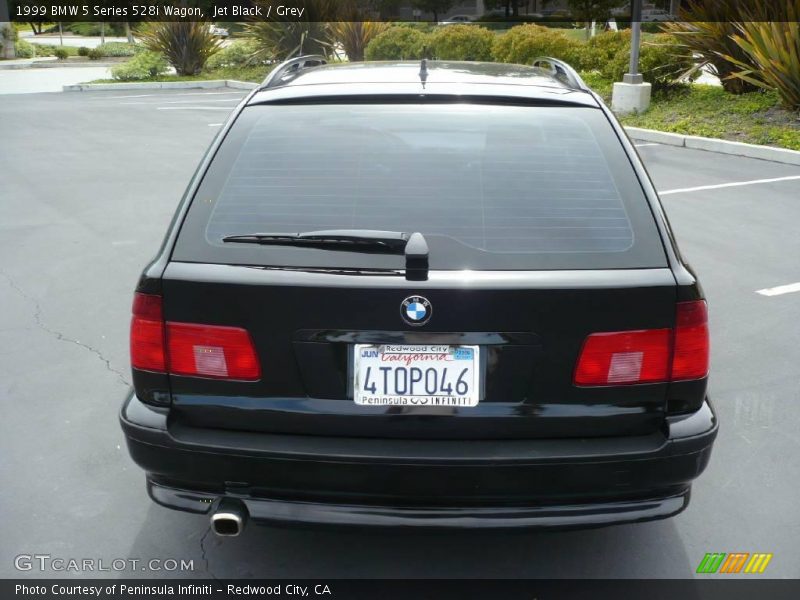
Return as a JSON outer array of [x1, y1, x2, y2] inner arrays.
[[167, 322, 260, 380], [671, 300, 709, 381], [130, 292, 260, 380], [131, 293, 166, 372], [574, 329, 671, 385], [574, 300, 709, 386]]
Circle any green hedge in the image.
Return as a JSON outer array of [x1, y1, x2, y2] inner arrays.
[[383, 22, 437, 33], [580, 30, 628, 72], [14, 39, 34, 58], [582, 31, 692, 90], [64, 22, 126, 36], [94, 42, 138, 57], [363, 25, 689, 91], [491, 24, 583, 66], [111, 51, 169, 81], [429, 24, 494, 61], [365, 27, 428, 60], [17, 43, 79, 58], [477, 16, 576, 31], [17, 41, 139, 58], [205, 40, 261, 70]]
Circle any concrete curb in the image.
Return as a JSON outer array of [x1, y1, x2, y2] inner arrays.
[[1, 58, 128, 70], [0, 57, 58, 70], [63, 80, 257, 92], [625, 126, 800, 166], [27, 61, 121, 69], [225, 80, 259, 90]]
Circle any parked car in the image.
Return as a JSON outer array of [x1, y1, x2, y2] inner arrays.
[[611, 3, 630, 17], [439, 14, 475, 25], [641, 8, 674, 21], [210, 25, 229, 37], [121, 56, 716, 535], [480, 9, 545, 18]]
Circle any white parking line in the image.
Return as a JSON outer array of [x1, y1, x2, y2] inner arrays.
[[208, 123, 223, 127], [756, 282, 800, 297], [660, 175, 800, 196], [122, 98, 240, 105], [99, 93, 157, 99], [635, 143, 660, 148], [97, 91, 245, 100], [156, 106, 234, 111]]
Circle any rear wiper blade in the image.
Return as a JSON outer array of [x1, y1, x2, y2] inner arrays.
[[224, 230, 430, 280], [222, 230, 411, 253]]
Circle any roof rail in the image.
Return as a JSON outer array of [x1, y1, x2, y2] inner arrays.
[[531, 57, 589, 92], [260, 55, 328, 90]]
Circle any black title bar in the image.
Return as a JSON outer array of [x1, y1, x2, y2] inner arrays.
[[6, 0, 797, 23], [5, 579, 800, 600]]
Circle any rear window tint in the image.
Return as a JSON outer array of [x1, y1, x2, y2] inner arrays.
[[174, 103, 666, 270]]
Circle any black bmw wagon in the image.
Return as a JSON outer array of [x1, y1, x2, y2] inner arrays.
[[121, 57, 717, 534]]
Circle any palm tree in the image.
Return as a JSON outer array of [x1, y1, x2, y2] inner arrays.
[[244, 0, 340, 62]]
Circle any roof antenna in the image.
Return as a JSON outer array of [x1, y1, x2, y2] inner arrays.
[[419, 58, 428, 89]]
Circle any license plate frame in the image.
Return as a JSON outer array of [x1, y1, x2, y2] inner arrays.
[[352, 344, 481, 407]]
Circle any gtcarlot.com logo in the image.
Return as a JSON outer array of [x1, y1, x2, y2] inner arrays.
[[696, 552, 773, 574], [14, 554, 194, 573]]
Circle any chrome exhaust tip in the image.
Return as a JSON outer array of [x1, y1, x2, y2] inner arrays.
[[211, 499, 248, 537]]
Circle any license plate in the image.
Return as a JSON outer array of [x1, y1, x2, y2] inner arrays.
[[353, 344, 480, 407]]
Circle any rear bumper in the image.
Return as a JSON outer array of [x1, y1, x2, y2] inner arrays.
[[120, 393, 717, 529], [148, 478, 690, 529]]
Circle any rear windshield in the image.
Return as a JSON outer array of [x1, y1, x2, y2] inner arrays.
[[173, 102, 667, 270]]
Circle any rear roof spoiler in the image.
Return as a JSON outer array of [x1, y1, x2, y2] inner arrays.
[[260, 55, 328, 90], [532, 57, 589, 92], [260, 55, 587, 94]]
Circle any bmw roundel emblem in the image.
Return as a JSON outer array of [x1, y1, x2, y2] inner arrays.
[[401, 295, 432, 326]]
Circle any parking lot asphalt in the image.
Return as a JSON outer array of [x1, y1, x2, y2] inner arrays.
[[0, 67, 114, 94], [1, 89, 799, 579]]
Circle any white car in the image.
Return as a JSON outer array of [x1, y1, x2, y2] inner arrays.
[[210, 25, 230, 38], [641, 9, 674, 22], [439, 15, 475, 25]]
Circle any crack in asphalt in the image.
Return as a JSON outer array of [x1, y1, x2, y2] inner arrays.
[[0, 270, 130, 388], [199, 524, 221, 581]]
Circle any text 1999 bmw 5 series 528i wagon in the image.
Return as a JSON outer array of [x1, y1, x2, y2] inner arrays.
[[120, 57, 717, 535]]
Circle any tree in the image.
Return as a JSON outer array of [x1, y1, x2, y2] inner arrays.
[[245, 0, 339, 62], [0, 0, 15, 59], [411, 0, 456, 22], [567, 0, 619, 39], [328, 21, 389, 61], [366, 0, 403, 19], [483, 0, 520, 17], [661, 0, 760, 94], [484, 0, 552, 18], [138, 21, 223, 75]]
